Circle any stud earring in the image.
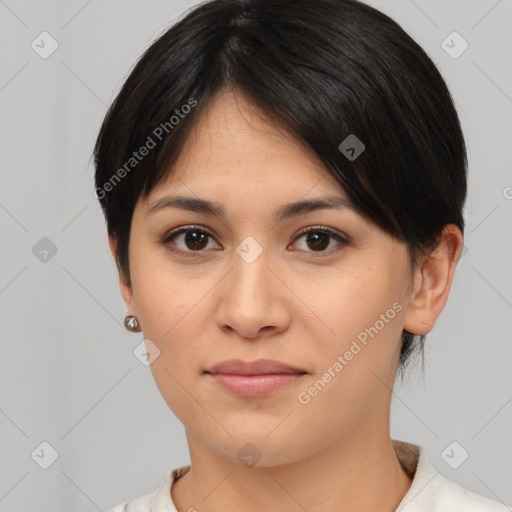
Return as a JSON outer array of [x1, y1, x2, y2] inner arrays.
[[124, 314, 141, 333]]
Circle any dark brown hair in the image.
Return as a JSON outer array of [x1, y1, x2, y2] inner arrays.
[[93, 0, 467, 378]]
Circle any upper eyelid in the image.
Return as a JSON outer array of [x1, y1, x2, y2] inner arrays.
[[294, 225, 347, 239]]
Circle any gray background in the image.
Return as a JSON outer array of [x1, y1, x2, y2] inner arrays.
[[0, 0, 511, 511]]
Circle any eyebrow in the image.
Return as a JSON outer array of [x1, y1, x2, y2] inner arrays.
[[147, 194, 359, 223]]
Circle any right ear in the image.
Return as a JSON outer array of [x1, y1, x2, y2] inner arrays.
[[108, 235, 136, 312]]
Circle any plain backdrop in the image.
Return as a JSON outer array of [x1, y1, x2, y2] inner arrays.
[[0, 1, 511, 511]]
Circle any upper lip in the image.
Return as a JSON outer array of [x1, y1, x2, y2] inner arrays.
[[205, 358, 307, 375]]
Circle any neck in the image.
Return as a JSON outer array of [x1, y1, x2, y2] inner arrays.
[[172, 425, 413, 512]]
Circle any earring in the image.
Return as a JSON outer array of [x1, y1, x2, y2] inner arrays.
[[124, 314, 141, 333]]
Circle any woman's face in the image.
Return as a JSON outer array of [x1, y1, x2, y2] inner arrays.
[[116, 90, 420, 466]]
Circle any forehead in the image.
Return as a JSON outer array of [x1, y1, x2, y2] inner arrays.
[[148, 90, 342, 198]]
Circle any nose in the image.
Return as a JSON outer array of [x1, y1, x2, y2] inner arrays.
[[216, 242, 291, 340]]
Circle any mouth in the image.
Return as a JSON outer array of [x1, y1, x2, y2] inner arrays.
[[204, 359, 307, 397], [204, 358, 307, 376]]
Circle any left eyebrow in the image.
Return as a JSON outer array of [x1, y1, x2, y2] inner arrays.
[[273, 196, 359, 222], [146, 194, 360, 222]]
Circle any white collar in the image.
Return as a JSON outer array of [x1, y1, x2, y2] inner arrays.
[[145, 439, 508, 512]]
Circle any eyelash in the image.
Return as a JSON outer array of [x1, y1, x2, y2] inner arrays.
[[158, 224, 349, 258]]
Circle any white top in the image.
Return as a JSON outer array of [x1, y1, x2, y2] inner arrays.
[[106, 439, 510, 512]]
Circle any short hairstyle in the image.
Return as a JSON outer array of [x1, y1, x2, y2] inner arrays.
[[93, 0, 467, 379]]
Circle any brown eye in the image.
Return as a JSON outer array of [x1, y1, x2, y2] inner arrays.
[[291, 227, 348, 255], [181, 230, 209, 250], [160, 226, 219, 256], [158, 224, 348, 259], [304, 231, 330, 251]]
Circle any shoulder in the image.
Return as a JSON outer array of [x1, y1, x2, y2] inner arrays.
[[104, 466, 190, 512], [431, 472, 510, 512], [393, 440, 509, 512], [105, 489, 154, 512]]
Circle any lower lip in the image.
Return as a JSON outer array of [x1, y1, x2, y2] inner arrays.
[[206, 373, 305, 397]]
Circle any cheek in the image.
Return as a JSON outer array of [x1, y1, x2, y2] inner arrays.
[[130, 256, 216, 371], [306, 269, 403, 374], [303, 272, 374, 337], [130, 247, 189, 327]]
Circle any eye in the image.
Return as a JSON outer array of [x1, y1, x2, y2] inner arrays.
[[290, 226, 348, 256], [158, 224, 348, 258], [158, 225, 219, 257]]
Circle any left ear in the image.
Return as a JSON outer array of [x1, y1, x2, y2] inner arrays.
[[403, 224, 464, 336]]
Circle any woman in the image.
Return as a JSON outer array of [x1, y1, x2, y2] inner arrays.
[[93, 0, 508, 510]]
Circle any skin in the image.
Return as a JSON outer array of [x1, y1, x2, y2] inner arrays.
[[109, 89, 463, 512]]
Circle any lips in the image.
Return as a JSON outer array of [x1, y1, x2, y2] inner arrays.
[[205, 358, 307, 375], [204, 358, 307, 398]]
